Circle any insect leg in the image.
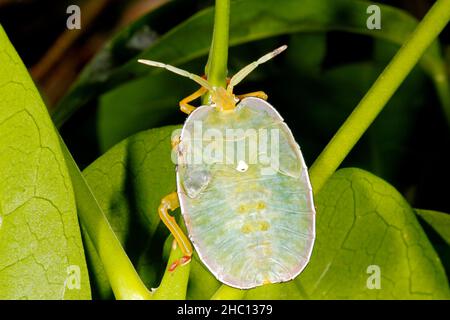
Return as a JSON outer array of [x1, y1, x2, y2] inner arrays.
[[236, 91, 268, 101], [179, 86, 208, 114], [158, 192, 193, 270]]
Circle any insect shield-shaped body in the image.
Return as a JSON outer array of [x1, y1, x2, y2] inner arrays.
[[139, 45, 315, 289], [177, 98, 315, 289]]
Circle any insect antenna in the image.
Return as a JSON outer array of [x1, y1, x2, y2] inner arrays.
[[227, 45, 287, 93], [138, 59, 213, 91]]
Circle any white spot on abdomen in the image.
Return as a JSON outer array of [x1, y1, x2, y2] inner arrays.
[[236, 160, 249, 172]]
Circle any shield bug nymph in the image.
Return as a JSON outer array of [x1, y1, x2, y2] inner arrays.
[[138, 45, 315, 289]]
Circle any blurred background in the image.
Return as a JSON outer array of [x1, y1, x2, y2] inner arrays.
[[0, 0, 449, 212]]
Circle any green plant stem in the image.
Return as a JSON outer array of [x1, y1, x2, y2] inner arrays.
[[203, 0, 230, 104], [60, 137, 152, 300], [152, 236, 191, 299], [309, 0, 450, 195]]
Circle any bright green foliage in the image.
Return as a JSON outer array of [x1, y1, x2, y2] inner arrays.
[[295, 169, 450, 299], [0, 26, 91, 299]]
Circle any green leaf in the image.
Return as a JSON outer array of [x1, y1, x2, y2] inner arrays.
[[294, 168, 450, 299], [0, 26, 91, 299], [416, 209, 450, 246], [55, 0, 448, 138]]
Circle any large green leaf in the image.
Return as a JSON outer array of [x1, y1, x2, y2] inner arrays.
[[80, 125, 449, 299], [54, 0, 447, 130], [0, 26, 91, 299], [292, 168, 449, 299]]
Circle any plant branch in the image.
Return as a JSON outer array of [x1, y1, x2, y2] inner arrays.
[[309, 0, 450, 195], [203, 0, 230, 104], [152, 236, 191, 299]]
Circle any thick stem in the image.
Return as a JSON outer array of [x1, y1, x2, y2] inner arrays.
[[203, 0, 230, 104], [309, 0, 450, 195]]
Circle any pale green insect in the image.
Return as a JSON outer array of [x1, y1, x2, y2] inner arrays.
[[138, 45, 315, 289]]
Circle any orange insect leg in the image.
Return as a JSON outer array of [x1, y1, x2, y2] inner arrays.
[[158, 192, 193, 271]]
